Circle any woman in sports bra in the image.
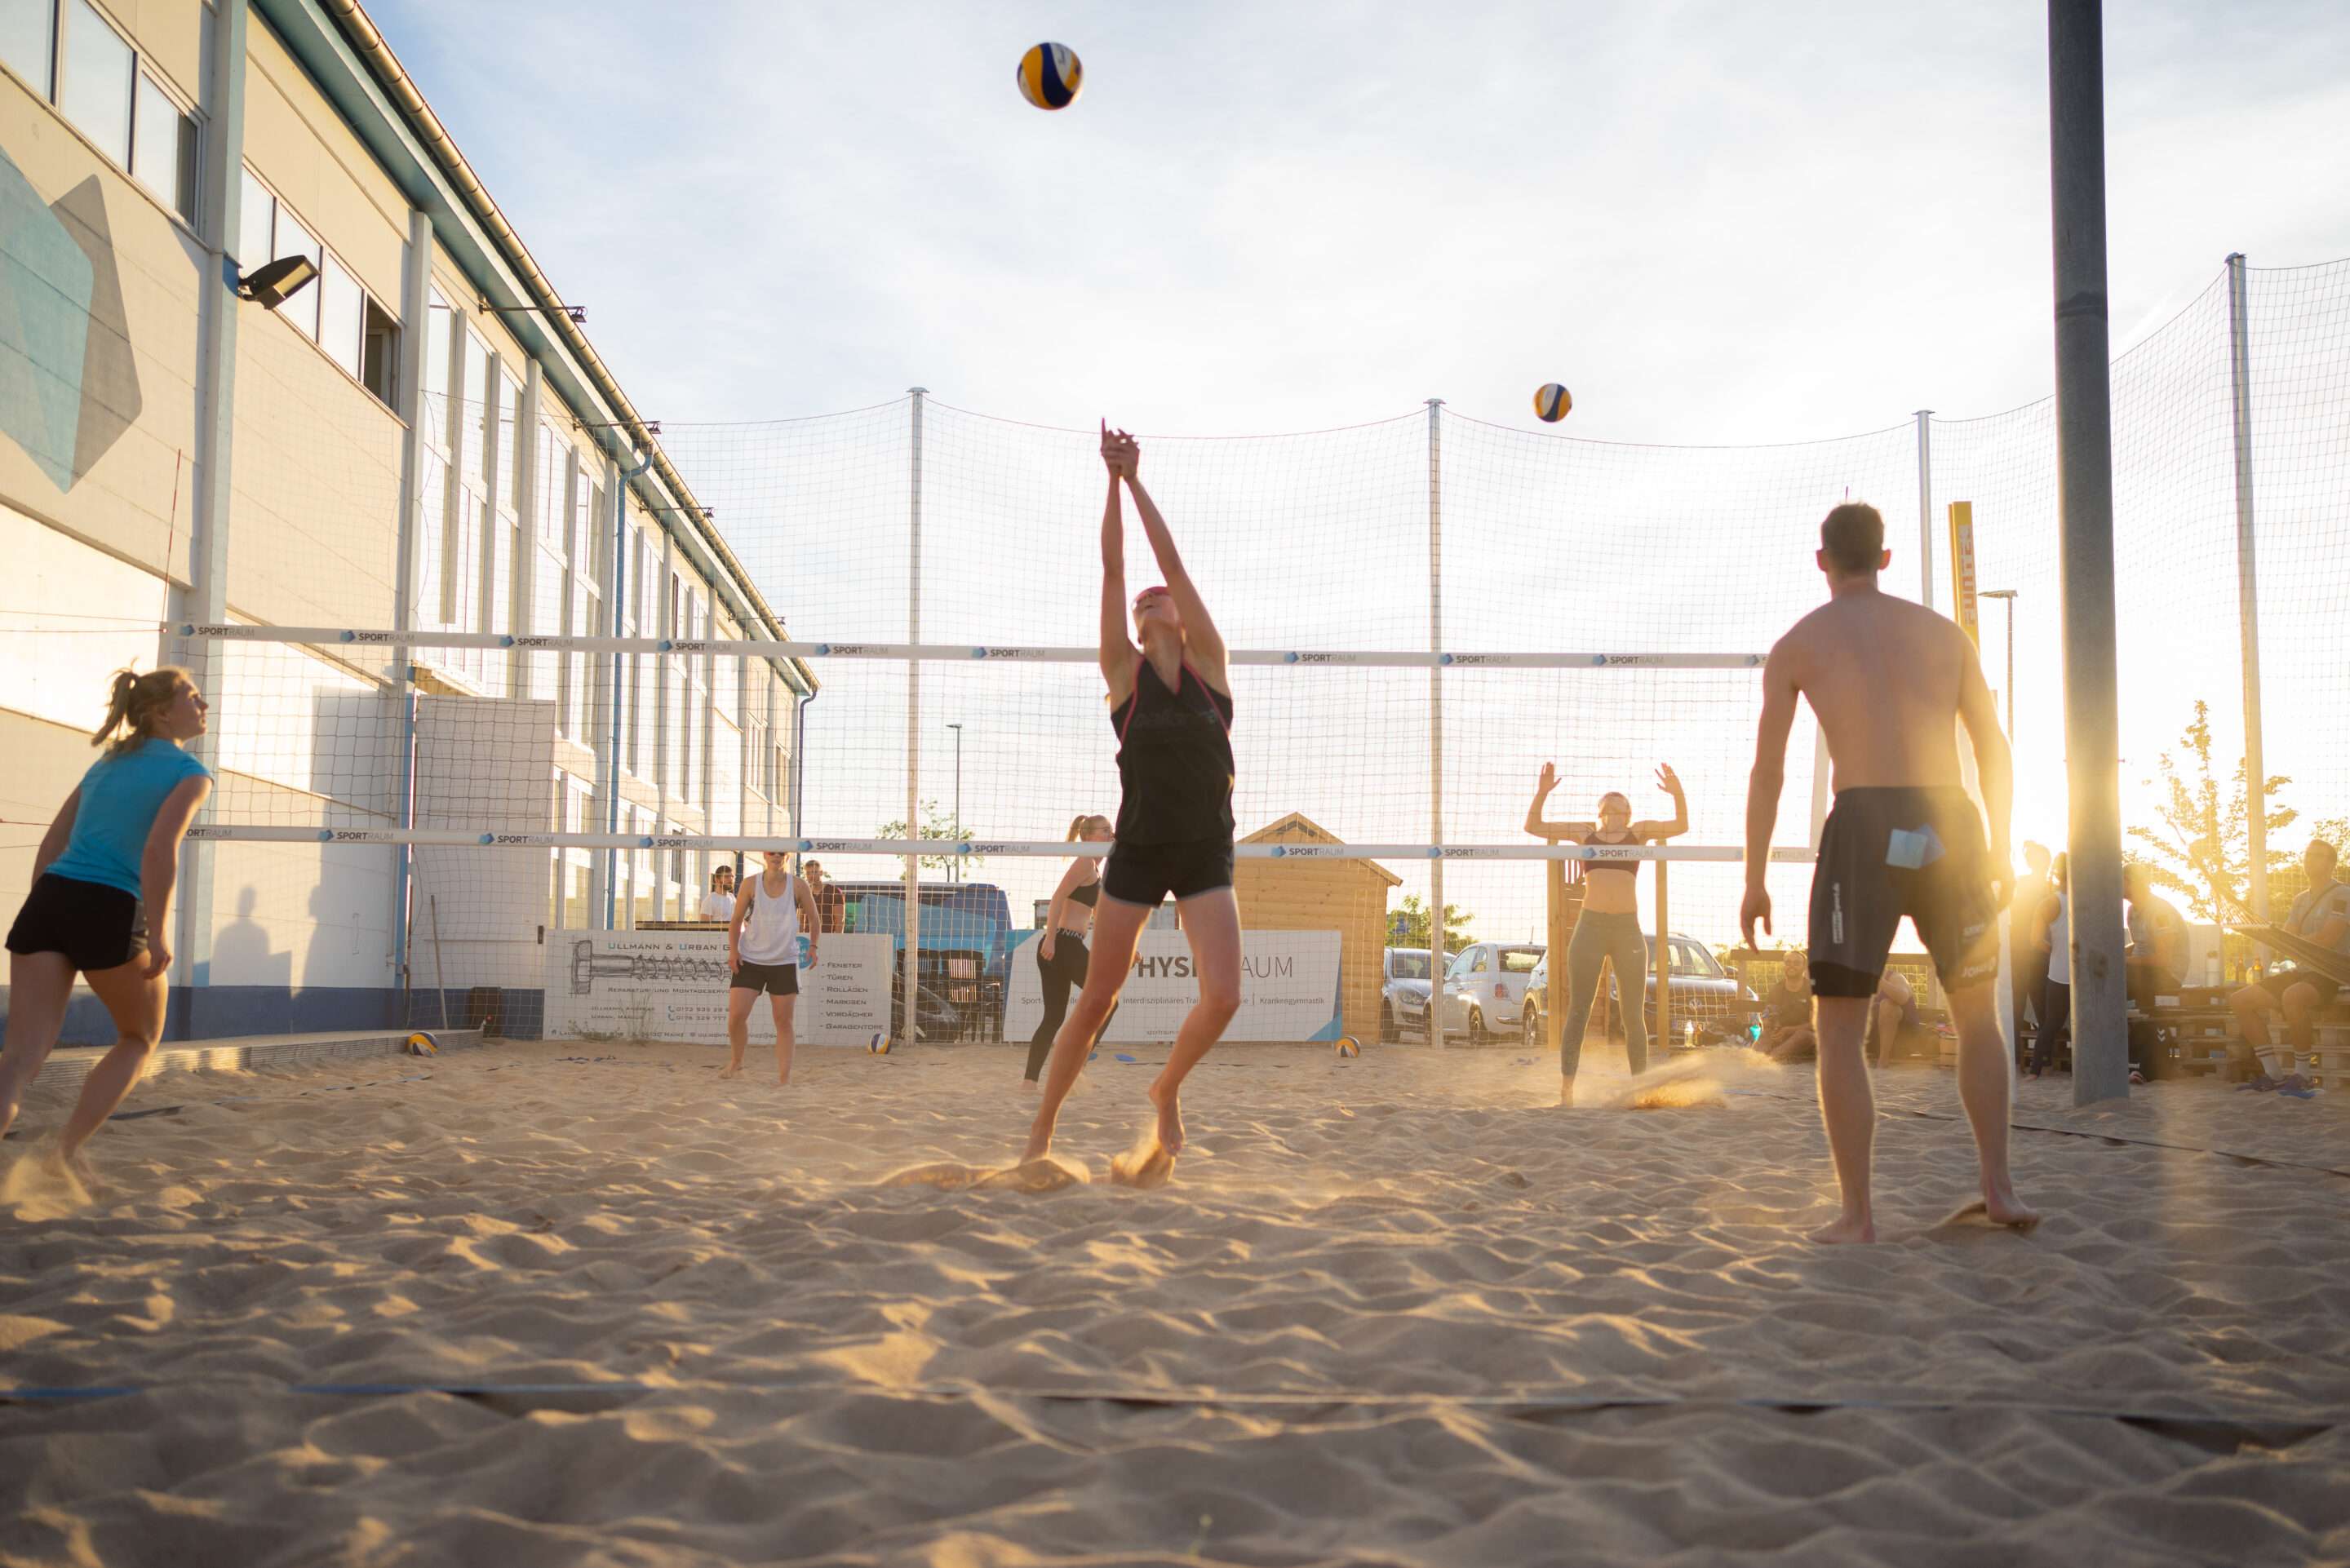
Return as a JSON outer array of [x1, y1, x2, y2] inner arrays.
[[1022, 422, 1239, 1183], [1025, 813, 1115, 1087], [1523, 760, 1688, 1104]]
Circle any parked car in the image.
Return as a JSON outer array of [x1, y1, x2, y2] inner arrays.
[[1435, 942, 1546, 1042], [1522, 934, 1757, 1049], [1381, 947, 1434, 1041]]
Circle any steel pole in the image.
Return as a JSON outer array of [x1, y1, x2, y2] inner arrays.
[[2048, 0, 2129, 1104], [905, 389, 926, 1043], [2225, 254, 2269, 923], [1426, 398, 1446, 1039], [1913, 410, 1935, 609]]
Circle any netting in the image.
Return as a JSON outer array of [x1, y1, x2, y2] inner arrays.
[[7, 255, 2348, 1035]]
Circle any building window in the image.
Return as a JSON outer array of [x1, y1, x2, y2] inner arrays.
[[59, 0, 131, 166], [272, 206, 321, 341], [131, 68, 195, 223], [237, 165, 271, 268], [362, 299, 399, 405], [0, 0, 55, 96], [319, 253, 364, 380]]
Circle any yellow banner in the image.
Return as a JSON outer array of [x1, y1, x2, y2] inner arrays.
[[1947, 500, 1980, 646]]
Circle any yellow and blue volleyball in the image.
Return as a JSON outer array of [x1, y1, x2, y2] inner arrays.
[[1533, 383, 1572, 423], [404, 1030, 438, 1056], [867, 1033, 892, 1055], [1017, 42, 1083, 110], [1333, 1038, 1361, 1058]]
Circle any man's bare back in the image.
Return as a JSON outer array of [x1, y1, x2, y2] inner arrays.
[[1774, 589, 1972, 791], [1741, 502, 2031, 1245]]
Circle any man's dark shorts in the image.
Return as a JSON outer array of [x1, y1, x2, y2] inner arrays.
[[2251, 969, 2342, 1008], [1809, 787, 2001, 999]]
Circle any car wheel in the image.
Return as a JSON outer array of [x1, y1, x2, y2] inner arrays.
[[1468, 1007, 1489, 1045], [1380, 1003, 1395, 1043]]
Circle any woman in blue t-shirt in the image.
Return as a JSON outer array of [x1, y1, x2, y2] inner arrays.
[[1, 667, 212, 1164]]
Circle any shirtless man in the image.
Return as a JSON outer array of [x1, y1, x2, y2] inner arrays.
[[1741, 502, 2035, 1244]]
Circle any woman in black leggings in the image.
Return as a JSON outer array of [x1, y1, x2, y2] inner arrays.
[[1025, 813, 1115, 1086]]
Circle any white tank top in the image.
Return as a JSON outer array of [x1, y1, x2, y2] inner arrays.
[[738, 871, 801, 966], [2048, 892, 2071, 986]]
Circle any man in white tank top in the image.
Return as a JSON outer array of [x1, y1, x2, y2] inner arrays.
[[725, 849, 822, 1083]]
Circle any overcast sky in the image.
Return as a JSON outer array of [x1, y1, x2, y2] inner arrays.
[[369, 0, 2350, 441]]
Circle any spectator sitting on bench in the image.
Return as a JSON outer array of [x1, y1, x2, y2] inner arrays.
[[2228, 838, 2350, 1091], [2124, 865, 2188, 1014], [1758, 949, 1816, 1063]]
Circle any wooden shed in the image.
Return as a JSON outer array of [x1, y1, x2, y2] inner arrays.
[[1235, 813, 1403, 1044]]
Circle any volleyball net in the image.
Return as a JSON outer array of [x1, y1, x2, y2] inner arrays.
[[4, 255, 2345, 1039]]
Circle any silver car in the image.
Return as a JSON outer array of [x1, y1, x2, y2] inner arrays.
[[1381, 947, 1434, 1041], [1436, 941, 1546, 1042]]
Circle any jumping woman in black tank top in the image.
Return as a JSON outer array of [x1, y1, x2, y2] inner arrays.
[[1021, 422, 1240, 1184]]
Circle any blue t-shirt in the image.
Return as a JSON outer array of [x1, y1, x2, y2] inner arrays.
[[45, 740, 212, 897]]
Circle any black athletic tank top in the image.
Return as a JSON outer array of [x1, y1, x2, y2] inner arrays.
[[1111, 655, 1235, 844]]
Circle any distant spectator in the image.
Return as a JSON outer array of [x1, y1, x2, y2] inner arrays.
[[1758, 948, 1816, 1063], [698, 863, 738, 924], [2228, 839, 2348, 1089], [2122, 865, 2187, 1011], [1869, 968, 1924, 1067], [2010, 842, 2053, 1064], [2029, 853, 2071, 1077], [803, 858, 847, 934]]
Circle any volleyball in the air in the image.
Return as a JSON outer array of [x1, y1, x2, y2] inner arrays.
[[1333, 1038, 1361, 1058], [1017, 43, 1083, 110], [867, 1033, 892, 1055], [1533, 383, 1572, 423]]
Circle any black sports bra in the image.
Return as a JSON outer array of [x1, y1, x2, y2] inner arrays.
[[1580, 831, 1642, 879], [1069, 879, 1101, 908]]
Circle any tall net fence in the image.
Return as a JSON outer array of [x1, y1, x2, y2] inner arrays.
[[7, 255, 2346, 1036]]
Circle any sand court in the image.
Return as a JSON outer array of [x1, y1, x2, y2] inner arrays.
[[3, 1040, 2347, 1566]]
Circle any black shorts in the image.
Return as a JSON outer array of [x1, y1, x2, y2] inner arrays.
[[1103, 838, 1235, 907], [1809, 788, 1999, 999], [6, 874, 148, 972], [2253, 969, 2341, 1008], [730, 961, 800, 996]]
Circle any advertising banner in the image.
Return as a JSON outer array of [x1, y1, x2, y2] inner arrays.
[[1004, 929, 1343, 1043], [544, 930, 893, 1046]]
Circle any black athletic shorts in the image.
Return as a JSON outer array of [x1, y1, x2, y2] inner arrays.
[[1103, 837, 1235, 907], [730, 961, 800, 996], [2253, 968, 2342, 1008], [1808, 788, 2000, 999], [6, 873, 148, 972]]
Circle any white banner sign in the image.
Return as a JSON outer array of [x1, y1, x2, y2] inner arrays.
[[543, 930, 893, 1046], [1004, 929, 1343, 1043]]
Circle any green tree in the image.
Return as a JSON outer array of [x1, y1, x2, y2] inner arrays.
[[1388, 894, 1474, 957], [2127, 700, 2295, 924], [876, 800, 982, 874]]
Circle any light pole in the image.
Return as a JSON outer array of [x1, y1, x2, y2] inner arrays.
[[946, 722, 963, 884], [1981, 589, 2018, 741]]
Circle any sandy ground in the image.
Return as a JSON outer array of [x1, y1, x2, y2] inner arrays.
[[2, 1038, 2347, 1567]]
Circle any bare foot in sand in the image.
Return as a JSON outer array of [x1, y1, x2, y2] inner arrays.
[[1020, 1079, 1040, 1094], [1019, 1121, 1052, 1163], [1559, 1078, 1576, 1107], [1946, 1191, 2042, 1232], [775, 1075, 791, 1087], [1147, 1079, 1185, 1157], [717, 1063, 742, 1080], [1806, 1211, 1877, 1246]]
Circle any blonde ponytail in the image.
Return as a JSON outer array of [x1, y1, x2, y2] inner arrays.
[[1065, 814, 1089, 841], [91, 667, 192, 757]]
